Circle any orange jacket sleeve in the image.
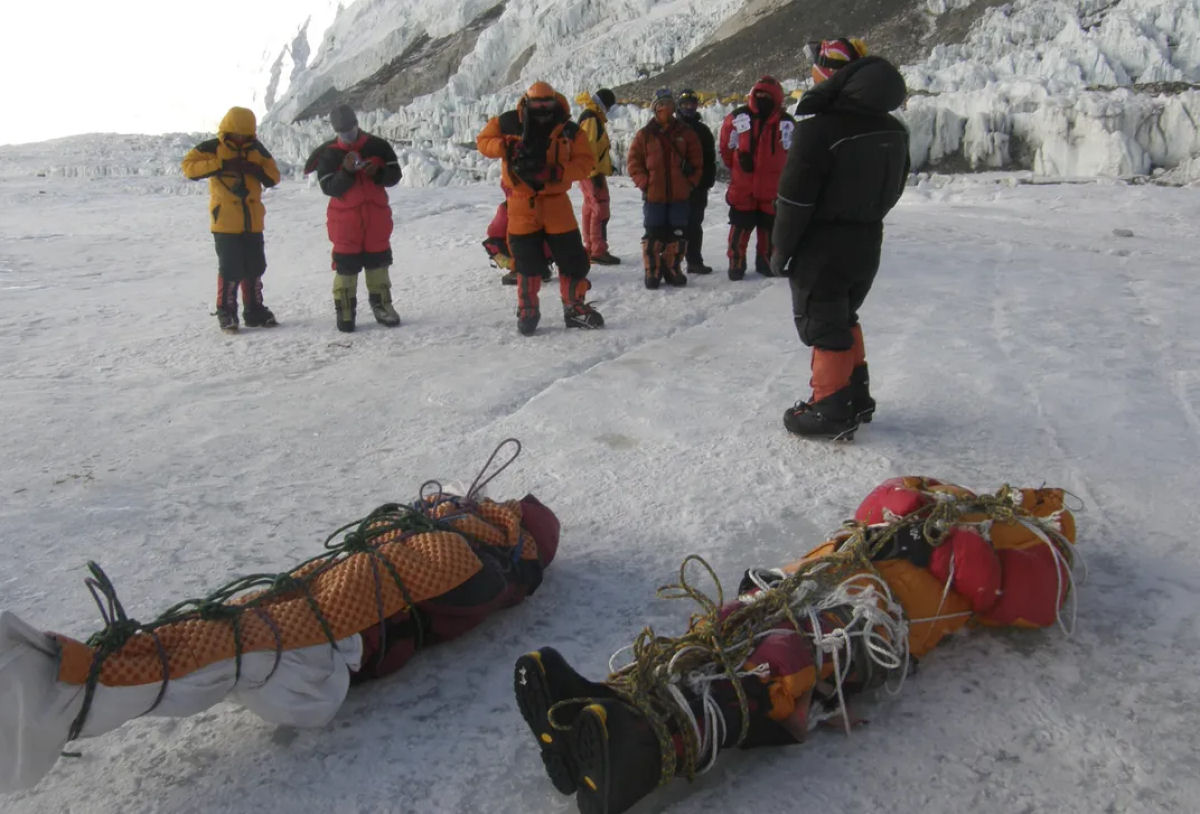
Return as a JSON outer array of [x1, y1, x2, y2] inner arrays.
[[477, 117, 511, 160]]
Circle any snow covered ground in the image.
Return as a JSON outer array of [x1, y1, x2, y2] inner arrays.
[[1, 138, 1199, 812]]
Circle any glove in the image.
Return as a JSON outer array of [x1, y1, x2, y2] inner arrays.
[[342, 151, 364, 172], [681, 159, 694, 178], [738, 152, 755, 173], [513, 142, 544, 175], [732, 113, 751, 134], [223, 158, 254, 173], [362, 160, 380, 176], [769, 252, 788, 278]]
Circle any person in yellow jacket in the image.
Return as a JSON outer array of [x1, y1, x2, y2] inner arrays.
[[181, 107, 281, 332], [574, 88, 620, 265], [477, 81, 603, 336]]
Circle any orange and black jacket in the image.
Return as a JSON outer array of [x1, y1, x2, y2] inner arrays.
[[181, 108, 280, 234], [476, 93, 595, 203]]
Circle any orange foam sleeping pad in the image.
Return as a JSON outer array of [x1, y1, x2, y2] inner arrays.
[[55, 499, 541, 687]]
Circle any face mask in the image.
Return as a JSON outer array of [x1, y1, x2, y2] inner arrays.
[[678, 103, 699, 119], [754, 95, 774, 116], [337, 128, 359, 144]]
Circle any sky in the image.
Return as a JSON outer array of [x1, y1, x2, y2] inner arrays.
[[0, 132, 1197, 811], [0, 2, 312, 145]]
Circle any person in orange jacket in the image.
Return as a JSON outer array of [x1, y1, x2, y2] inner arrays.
[[512, 477, 1078, 814], [477, 81, 603, 336], [181, 106, 281, 333], [718, 76, 795, 280], [626, 89, 703, 289]]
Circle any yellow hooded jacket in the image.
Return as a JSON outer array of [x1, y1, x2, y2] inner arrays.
[[181, 107, 281, 234], [575, 91, 613, 177]]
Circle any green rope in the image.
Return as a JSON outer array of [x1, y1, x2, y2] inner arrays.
[[65, 501, 451, 743]]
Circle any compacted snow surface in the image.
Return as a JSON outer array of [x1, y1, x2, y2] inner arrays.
[[1, 135, 1198, 812]]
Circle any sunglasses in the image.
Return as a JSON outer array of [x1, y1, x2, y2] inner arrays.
[[526, 97, 558, 111]]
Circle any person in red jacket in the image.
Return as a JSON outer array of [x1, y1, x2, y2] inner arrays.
[[305, 105, 402, 332], [718, 76, 795, 280], [626, 89, 703, 289], [477, 81, 603, 336]]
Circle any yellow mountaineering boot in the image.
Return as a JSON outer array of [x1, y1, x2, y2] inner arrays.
[[333, 273, 357, 333], [364, 267, 401, 327]]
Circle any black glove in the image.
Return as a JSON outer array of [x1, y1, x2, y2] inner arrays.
[[510, 142, 547, 189], [769, 252, 789, 278], [681, 159, 694, 178], [737, 152, 754, 173]]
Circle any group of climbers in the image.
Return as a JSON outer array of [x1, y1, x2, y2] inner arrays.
[[475, 38, 907, 445], [184, 37, 909, 443], [183, 104, 403, 334]]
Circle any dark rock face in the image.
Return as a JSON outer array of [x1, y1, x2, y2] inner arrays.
[[612, 0, 1009, 104], [293, 2, 508, 123]]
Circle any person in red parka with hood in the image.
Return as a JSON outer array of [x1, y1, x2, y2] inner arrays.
[[305, 105, 403, 333], [477, 81, 603, 336], [718, 76, 795, 280]]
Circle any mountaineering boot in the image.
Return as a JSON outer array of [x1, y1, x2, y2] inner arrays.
[[240, 276, 277, 326], [561, 275, 604, 329], [501, 270, 519, 285], [334, 294, 357, 332], [216, 308, 239, 333], [513, 647, 619, 795], [783, 386, 859, 440], [242, 306, 277, 327], [518, 307, 541, 336], [216, 274, 240, 332], [590, 251, 621, 265], [517, 273, 542, 335], [641, 238, 661, 290], [564, 302, 604, 329], [571, 698, 664, 814], [687, 259, 713, 275], [364, 268, 401, 326], [850, 363, 875, 423], [369, 293, 401, 327], [333, 273, 357, 332], [727, 224, 751, 281], [661, 237, 688, 287]]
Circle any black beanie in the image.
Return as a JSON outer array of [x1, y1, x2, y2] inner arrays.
[[596, 88, 616, 110], [330, 105, 358, 133]]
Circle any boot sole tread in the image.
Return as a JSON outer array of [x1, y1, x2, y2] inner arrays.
[[514, 654, 579, 795]]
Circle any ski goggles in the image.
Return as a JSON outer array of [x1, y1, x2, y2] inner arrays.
[[525, 96, 559, 113]]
